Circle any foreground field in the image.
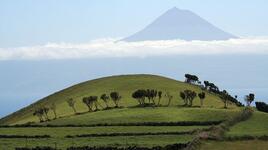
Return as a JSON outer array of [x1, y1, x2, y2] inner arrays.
[[226, 111, 268, 137], [0, 126, 208, 137], [200, 140, 268, 150], [0, 135, 193, 150]]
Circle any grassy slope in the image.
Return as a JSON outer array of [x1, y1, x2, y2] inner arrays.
[[42, 107, 240, 126], [200, 111, 268, 150], [0, 74, 236, 125], [226, 111, 268, 137]]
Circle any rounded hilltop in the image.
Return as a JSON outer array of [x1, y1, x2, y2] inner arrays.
[[0, 74, 239, 125]]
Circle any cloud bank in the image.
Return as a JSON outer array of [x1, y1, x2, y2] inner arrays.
[[0, 37, 268, 60]]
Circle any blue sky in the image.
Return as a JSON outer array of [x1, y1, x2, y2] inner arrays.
[[1, 0, 268, 47]]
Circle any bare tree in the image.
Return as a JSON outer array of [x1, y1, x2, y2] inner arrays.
[[110, 92, 122, 108], [165, 92, 173, 106], [157, 91, 163, 106], [50, 103, 57, 119], [220, 90, 230, 109], [43, 107, 50, 121], [198, 92, 206, 107], [244, 93, 255, 106], [33, 109, 44, 122], [100, 94, 110, 108]]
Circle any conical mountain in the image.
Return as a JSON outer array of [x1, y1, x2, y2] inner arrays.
[[122, 7, 237, 41]]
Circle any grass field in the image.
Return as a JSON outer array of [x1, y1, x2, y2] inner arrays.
[[226, 111, 268, 137], [0, 135, 193, 150], [200, 140, 268, 150], [0, 126, 208, 137], [0, 74, 236, 125]]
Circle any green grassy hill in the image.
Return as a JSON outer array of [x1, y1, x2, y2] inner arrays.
[[0, 74, 235, 125], [1, 74, 268, 149]]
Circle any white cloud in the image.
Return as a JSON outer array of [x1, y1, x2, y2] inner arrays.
[[0, 37, 268, 60]]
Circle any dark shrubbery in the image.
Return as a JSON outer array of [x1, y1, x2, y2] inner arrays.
[[132, 89, 160, 106], [224, 135, 268, 141], [0, 135, 50, 138], [67, 143, 189, 150], [256, 102, 268, 113], [185, 74, 199, 84], [16, 147, 55, 150], [0, 121, 222, 128], [66, 131, 191, 138]]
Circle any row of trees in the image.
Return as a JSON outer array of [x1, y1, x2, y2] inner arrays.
[[180, 90, 206, 107], [66, 92, 122, 115], [33, 92, 122, 122], [33, 103, 57, 122], [184, 74, 245, 107], [132, 89, 162, 106], [131, 89, 206, 108]]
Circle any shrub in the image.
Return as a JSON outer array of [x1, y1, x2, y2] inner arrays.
[[255, 101, 268, 113]]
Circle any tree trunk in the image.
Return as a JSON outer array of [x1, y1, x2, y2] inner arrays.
[[157, 98, 161, 106], [224, 100, 228, 109], [200, 99, 204, 107], [167, 98, 171, 106], [105, 102, 109, 108], [53, 110, 57, 119], [72, 107, 77, 114]]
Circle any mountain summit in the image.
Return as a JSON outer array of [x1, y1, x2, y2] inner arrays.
[[122, 7, 237, 41]]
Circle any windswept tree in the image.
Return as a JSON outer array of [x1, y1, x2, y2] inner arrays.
[[157, 91, 163, 106], [42, 107, 50, 121], [204, 81, 219, 93], [66, 98, 77, 114], [180, 90, 197, 106], [50, 103, 57, 119], [198, 92, 206, 107], [186, 90, 197, 106], [110, 92, 122, 108], [146, 89, 151, 103], [100, 94, 110, 108], [235, 95, 238, 99], [185, 74, 199, 84], [244, 93, 255, 106], [82, 97, 94, 112], [33, 109, 44, 122], [91, 96, 102, 110], [165, 92, 173, 106], [220, 90, 230, 109], [148, 89, 157, 104], [180, 92, 186, 105], [132, 89, 146, 106]]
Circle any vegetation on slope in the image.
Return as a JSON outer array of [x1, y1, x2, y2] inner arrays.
[[226, 111, 268, 137], [0, 74, 236, 125]]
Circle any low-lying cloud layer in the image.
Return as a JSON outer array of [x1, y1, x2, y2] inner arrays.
[[0, 37, 268, 60]]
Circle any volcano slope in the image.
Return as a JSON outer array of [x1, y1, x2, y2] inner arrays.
[[0, 74, 251, 149]]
